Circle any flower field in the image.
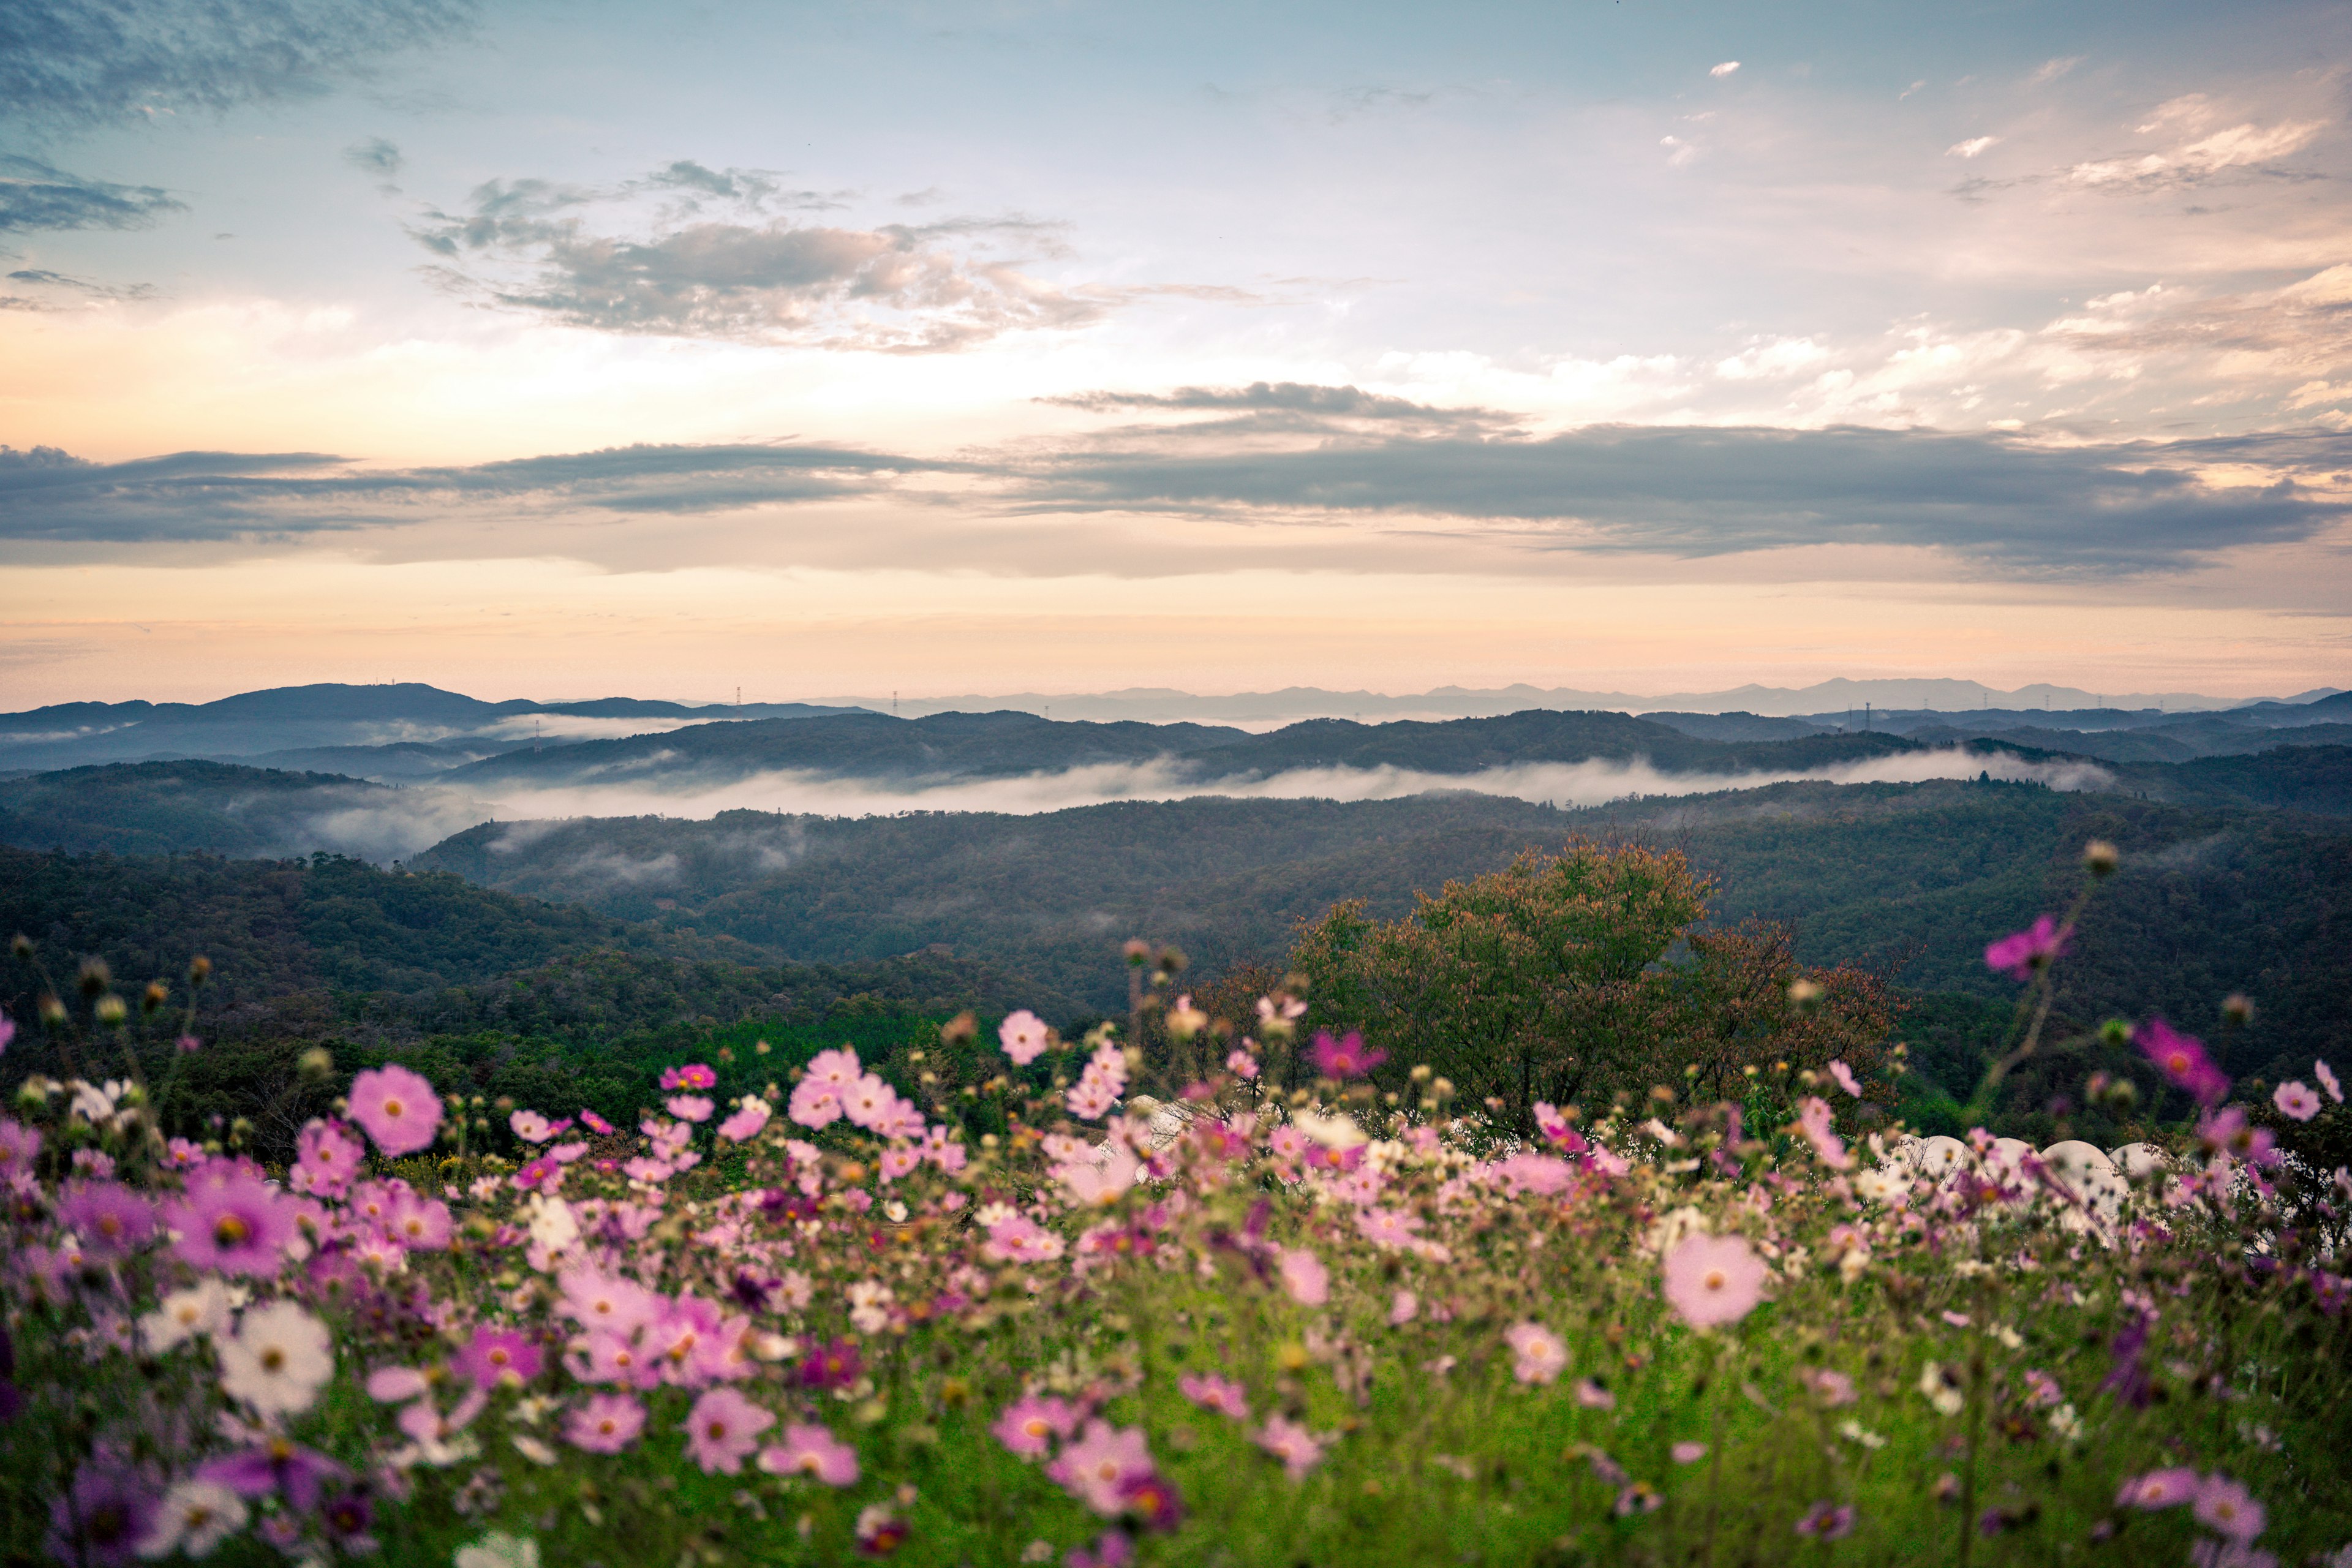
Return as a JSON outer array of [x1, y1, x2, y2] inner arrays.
[[6, 874, 2352, 1567]]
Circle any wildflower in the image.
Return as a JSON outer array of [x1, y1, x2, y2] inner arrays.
[[1836, 1420, 1887, 1449], [1065, 1532, 1134, 1568], [2194, 1475, 2265, 1542], [1794, 1096, 1854, 1170], [854, 1502, 910, 1556], [1355, 1207, 1422, 1249], [2115, 1467, 2198, 1508], [1178, 1374, 1250, 1420], [454, 1326, 543, 1389], [717, 1098, 772, 1142], [1826, 1059, 1862, 1097], [2275, 1082, 2322, 1121], [1615, 1482, 1662, 1515], [2136, 1019, 2230, 1107], [1260, 1242, 1330, 1306], [984, 1213, 1066, 1264], [666, 1095, 715, 1123], [2312, 1272, 2350, 1316], [1985, 915, 2071, 979], [2318, 1059, 2343, 1103], [1226, 1049, 1259, 1080], [141, 1278, 239, 1354], [1662, 1233, 1767, 1329], [163, 1163, 295, 1277], [0, 1115, 39, 1185], [760, 1422, 860, 1486], [1795, 1502, 1855, 1540], [58, 1180, 155, 1259], [47, 1466, 154, 1567], [291, 1118, 364, 1196], [554, 1392, 643, 1454], [1916, 1361, 1965, 1417], [217, 1301, 334, 1415], [509, 1110, 558, 1142], [1047, 1420, 1155, 1515], [1672, 1441, 1708, 1463], [1164, 994, 1208, 1041], [138, 1479, 246, 1559], [1502, 1321, 1569, 1384], [994, 1393, 1083, 1458], [1800, 1368, 1857, 1406], [0, 1009, 10, 1053], [681, 1387, 774, 1476], [1253, 1415, 1328, 1481], [1309, 1030, 1387, 1078], [1117, 1469, 1186, 1531], [1574, 1378, 1615, 1409], [453, 1532, 539, 1568], [1388, 1289, 1419, 1326], [1000, 1009, 1051, 1065], [347, 1065, 443, 1155], [798, 1338, 864, 1390], [579, 1108, 616, 1134]]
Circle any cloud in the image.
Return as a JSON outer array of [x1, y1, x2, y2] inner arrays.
[[1014, 413, 2352, 575], [1946, 137, 1999, 159], [2026, 56, 2084, 86], [1040, 381, 1507, 437], [1709, 61, 1740, 78], [0, 441, 959, 542], [0, 0, 475, 127], [0, 155, 183, 233], [344, 137, 402, 180], [410, 164, 1109, 352], [0, 267, 156, 309]]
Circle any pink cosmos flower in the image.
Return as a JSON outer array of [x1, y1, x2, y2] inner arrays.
[[1178, 1374, 1250, 1420], [1278, 1248, 1329, 1307], [787, 1078, 842, 1130], [346, 1065, 442, 1156], [797, 1338, 864, 1390], [999, 1009, 1050, 1066], [717, 1100, 771, 1142], [2116, 1468, 2199, 1508], [1826, 1060, 1862, 1097], [290, 1119, 363, 1196], [163, 1163, 296, 1277], [0, 1115, 39, 1186], [0, 1009, 12, 1053], [1574, 1377, 1615, 1409], [760, 1423, 860, 1486], [1389, 1289, 1419, 1326], [1801, 1368, 1858, 1406], [1794, 1503, 1855, 1540], [59, 1180, 154, 1259], [454, 1326, 543, 1389], [1047, 1420, 1155, 1515], [579, 1109, 616, 1135], [2193, 1475, 2264, 1542], [1253, 1415, 1327, 1481], [1355, 1207, 1422, 1248], [1066, 1532, 1135, 1568], [2274, 1082, 2321, 1121], [2136, 1019, 2230, 1107], [1795, 1096, 1854, 1171], [992, 1393, 1082, 1459], [666, 1095, 714, 1123], [2318, 1059, 2343, 1104], [660, 1063, 718, 1091], [565, 1393, 646, 1454], [681, 1387, 774, 1476], [1309, 1030, 1387, 1078], [1984, 915, 2071, 980], [1503, 1321, 1568, 1384], [385, 1192, 453, 1250], [1226, 1049, 1259, 1080], [1672, 1441, 1709, 1464], [1662, 1233, 1768, 1329], [983, 1213, 1066, 1264]]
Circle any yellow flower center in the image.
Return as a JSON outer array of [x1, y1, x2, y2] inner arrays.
[[214, 1215, 250, 1246]]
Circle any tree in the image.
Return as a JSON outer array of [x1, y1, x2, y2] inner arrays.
[[1289, 840, 1893, 1126]]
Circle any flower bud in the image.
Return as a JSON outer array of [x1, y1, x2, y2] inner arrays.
[[77, 958, 110, 997], [141, 981, 168, 1014], [187, 956, 211, 986], [1787, 978, 1823, 1012], [9, 933, 30, 960], [939, 1012, 977, 1046], [298, 1047, 336, 1084], [1123, 940, 1152, 965], [92, 994, 127, 1025], [2081, 840, 2119, 878], [2098, 1017, 2133, 1049], [2220, 993, 2255, 1026], [37, 992, 64, 1024]]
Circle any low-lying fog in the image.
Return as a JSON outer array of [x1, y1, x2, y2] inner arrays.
[[281, 747, 2112, 864]]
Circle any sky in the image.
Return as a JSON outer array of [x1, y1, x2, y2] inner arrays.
[[2, 0, 2349, 707]]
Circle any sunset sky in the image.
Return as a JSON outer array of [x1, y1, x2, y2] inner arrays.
[[2, 0, 2348, 706]]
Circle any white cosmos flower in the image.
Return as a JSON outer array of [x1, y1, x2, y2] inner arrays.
[[454, 1532, 540, 1568], [139, 1479, 247, 1559], [141, 1278, 238, 1354], [217, 1300, 334, 1415]]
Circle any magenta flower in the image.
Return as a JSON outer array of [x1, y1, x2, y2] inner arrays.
[[798, 1338, 864, 1390], [197, 1442, 349, 1510], [1794, 1502, 1855, 1540], [1308, 1030, 1387, 1078], [291, 1119, 363, 1197], [993, 1393, 1082, 1458], [0, 1116, 44, 1185], [2136, 1019, 2229, 1107], [1984, 915, 2071, 980], [162, 1163, 295, 1277], [2116, 1468, 2199, 1508], [1117, 1469, 1186, 1531], [666, 1095, 714, 1123], [760, 1422, 861, 1486], [1047, 1420, 1155, 1515], [1826, 1059, 1862, 1097], [1663, 1233, 1768, 1329], [385, 1192, 453, 1250], [681, 1387, 774, 1476], [717, 1100, 771, 1142], [45, 1466, 155, 1567], [59, 1180, 155, 1259], [1278, 1248, 1329, 1306], [2274, 1082, 2321, 1121], [580, 1109, 617, 1134], [565, 1393, 646, 1454], [1177, 1374, 1251, 1420], [454, 1326, 543, 1389], [2316, 1059, 2343, 1103], [661, 1063, 718, 1092], [2192, 1475, 2264, 1542], [1795, 1096, 1854, 1171], [346, 1065, 443, 1156], [0, 1008, 12, 1054]]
